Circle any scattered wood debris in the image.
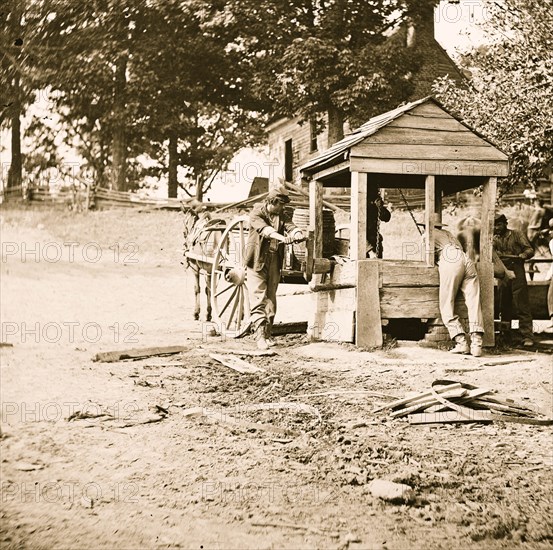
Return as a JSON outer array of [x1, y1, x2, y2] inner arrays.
[[292, 389, 397, 400], [181, 401, 320, 435], [93, 345, 188, 363], [385, 380, 553, 425], [480, 358, 536, 367], [209, 353, 265, 374], [203, 347, 276, 357], [181, 406, 298, 436], [14, 462, 44, 471]]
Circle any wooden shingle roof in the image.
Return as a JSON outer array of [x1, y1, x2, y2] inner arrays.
[[300, 96, 509, 178]]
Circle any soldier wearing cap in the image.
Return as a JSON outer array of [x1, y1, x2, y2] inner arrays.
[[245, 184, 304, 349], [493, 212, 535, 346], [420, 221, 484, 356]]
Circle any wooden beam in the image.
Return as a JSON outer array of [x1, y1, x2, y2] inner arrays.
[[435, 181, 442, 224], [308, 160, 350, 183], [349, 157, 509, 177], [480, 176, 496, 264], [283, 180, 343, 212], [93, 345, 188, 363], [425, 175, 436, 266], [350, 171, 367, 261], [480, 176, 497, 347], [356, 260, 382, 348], [350, 143, 509, 162], [309, 179, 324, 259]]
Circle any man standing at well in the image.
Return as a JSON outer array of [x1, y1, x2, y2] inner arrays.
[[422, 222, 484, 356], [245, 184, 304, 349], [493, 213, 535, 347]]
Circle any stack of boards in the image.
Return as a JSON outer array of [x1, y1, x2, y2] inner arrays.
[[376, 380, 553, 426]]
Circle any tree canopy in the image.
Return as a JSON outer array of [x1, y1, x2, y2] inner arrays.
[[5, 0, 549, 198], [433, 0, 553, 193], [220, 0, 436, 144]]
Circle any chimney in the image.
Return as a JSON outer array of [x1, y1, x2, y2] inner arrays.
[[406, 5, 436, 47]]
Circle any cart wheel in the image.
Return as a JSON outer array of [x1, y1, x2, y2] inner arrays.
[[210, 216, 251, 338]]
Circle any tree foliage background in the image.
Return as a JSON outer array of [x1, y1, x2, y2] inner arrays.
[[2, 0, 552, 198], [433, 0, 553, 193]]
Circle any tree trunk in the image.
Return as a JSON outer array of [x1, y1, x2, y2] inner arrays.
[[111, 57, 127, 191], [168, 132, 178, 198], [327, 105, 344, 148], [195, 173, 203, 201], [190, 110, 204, 202], [7, 78, 22, 191]]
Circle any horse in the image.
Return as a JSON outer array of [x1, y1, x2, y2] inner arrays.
[[182, 203, 226, 321]]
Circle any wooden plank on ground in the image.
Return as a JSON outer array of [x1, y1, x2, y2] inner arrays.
[[271, 322, 308, 336], [390, 387, 469, 417], [93, 346, 188, 363], [408, 410, 494, 424], [209, 353, 265, 374], [205, 348, 276, 357], [374, 383, 463, 412], [356, 260, 382, 348]]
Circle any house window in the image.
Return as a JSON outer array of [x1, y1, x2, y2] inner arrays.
[[284, 139, 293, 182], [310, 120, 318, 152]]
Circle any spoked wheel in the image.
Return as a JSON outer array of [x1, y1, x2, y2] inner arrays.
[[210, 216, 251, 338]]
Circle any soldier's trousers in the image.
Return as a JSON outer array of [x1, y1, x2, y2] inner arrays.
[[438, 245, 484, 338]]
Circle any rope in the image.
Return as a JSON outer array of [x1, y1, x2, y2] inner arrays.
[[375, 188, 382, 258], [399, 188, 423, 235]]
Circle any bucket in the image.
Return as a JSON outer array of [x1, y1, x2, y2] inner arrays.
[[291, 208, 335, 262]]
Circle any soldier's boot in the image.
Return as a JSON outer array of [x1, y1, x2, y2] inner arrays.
[[265, 321, 276, 347], [450, 334, 469, 354], [255, 324, 269, 350], [470, 332, 483, 357]]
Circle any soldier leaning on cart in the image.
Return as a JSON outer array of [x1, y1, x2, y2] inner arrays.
[[245, 184, 305, 350]]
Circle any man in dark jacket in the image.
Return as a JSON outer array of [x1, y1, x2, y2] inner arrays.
[[366, 189, 391, 258], [493, 213, 535, 346], [245, 184, 304, 349]]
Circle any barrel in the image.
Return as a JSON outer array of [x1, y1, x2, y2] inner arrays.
[[291, 208, 335, 262]]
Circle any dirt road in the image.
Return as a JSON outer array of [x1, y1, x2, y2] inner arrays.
[[1, 208, 552, 549]]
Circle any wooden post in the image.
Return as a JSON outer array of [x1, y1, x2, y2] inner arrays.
[[434, 181, 442, 224], [350, 171, 367, 261], [424, 175, 436, 266], [480, 176, 497, 347], [356, 260, 382, 348], [309, 179, 324, 259]]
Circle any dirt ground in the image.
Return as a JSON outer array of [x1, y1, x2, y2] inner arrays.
[[1, 206, 552, 550]]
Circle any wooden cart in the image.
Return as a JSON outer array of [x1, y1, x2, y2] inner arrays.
[[184, 215, 307, 337]]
